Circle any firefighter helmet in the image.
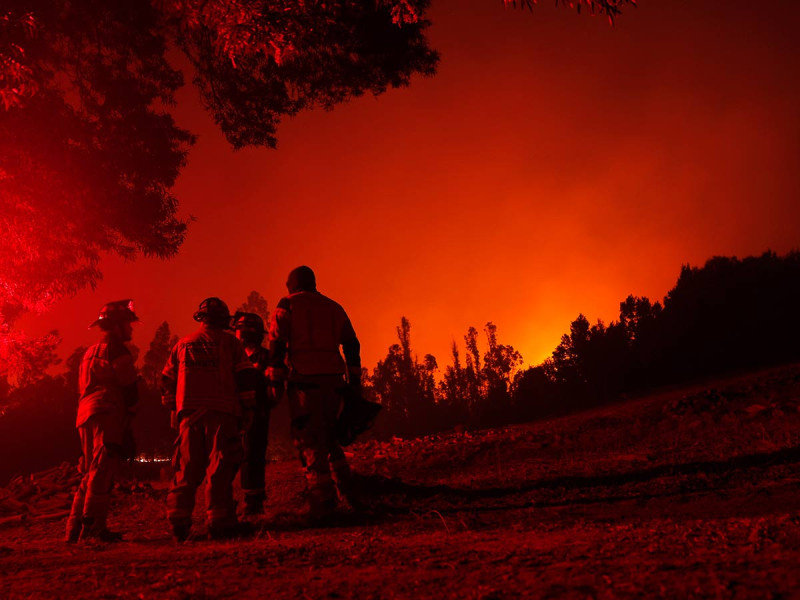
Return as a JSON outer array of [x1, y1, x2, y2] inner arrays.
[[231, 311, 265, 334], [88, 299, 139, 329], [193, 297, 231, 327], [286, 266, 316, 293]]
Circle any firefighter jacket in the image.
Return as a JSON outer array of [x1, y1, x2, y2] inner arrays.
[[76, 335, 138, 427], [161, 325, 257, 416], [267, 291, 361, 382]]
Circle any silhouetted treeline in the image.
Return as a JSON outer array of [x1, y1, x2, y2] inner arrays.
[[363, 318, 523, 437], [365, 251, 800, 437], [3, 253, 800, 482]]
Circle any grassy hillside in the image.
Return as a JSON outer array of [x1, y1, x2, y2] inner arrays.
[[2, 363, 800, 598]]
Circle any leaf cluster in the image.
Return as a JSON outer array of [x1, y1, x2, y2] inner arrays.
[[166, 0, 438, 148], [1, 1, 193, 317]]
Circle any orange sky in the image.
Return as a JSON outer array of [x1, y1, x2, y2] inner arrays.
[[23, 0, 800, 372]]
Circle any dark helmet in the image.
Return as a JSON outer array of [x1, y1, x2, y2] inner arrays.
[[232, 311, 265, 345], [286, 266, 316, 293], [193, 297, 230, 327], [231, 311, 265, 334], [89, 299, 139, 329]]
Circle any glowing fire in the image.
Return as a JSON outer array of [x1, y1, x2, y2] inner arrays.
[[134, 454, 171, 463]]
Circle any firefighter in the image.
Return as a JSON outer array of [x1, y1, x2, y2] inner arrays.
[[231, 311, 273, 515], [66, 300, 139, 543], [267, 266, 362, 520], [161, 297, 258, 541]]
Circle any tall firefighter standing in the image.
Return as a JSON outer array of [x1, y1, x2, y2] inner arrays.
[[267, 266, 379, 521]]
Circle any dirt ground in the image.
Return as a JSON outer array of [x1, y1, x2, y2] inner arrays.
[[3, 364, 800, 599]]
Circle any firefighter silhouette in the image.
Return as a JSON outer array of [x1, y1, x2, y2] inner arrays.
[[267, 266, 366, 520], [66, 300, 139, 543], [231, 311, 273, 515], [161, 297, 259, 541]]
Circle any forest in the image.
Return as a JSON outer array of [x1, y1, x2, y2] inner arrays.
[[1, 249, 798, 484]]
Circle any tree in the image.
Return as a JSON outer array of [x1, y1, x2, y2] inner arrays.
[[619, 295, 661, 344], [0, 0, 437, 326], [370, 317, 418, 418], [368, 317, 438, 435], [0, 351, 80, 483], [0, 326, 60, 393], [237, 291, 270, 326], [141, 321, 178, 389], [479, 322, 522, 424], [1, 1, 194, 321], [546, 314, 591, 387], [441, 340, 468, 419], [482, 322, 522, 393], [0, 0, 632, 388], [618, 295, 661, 387], [511, 365, 554, 419], [0, 0, 633, 320], [62, 345, 86, 394], [169, 0, 439, 149], [463, 326, 484, 409]]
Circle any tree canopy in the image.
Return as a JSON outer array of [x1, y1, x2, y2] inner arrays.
[[0, 0, 633, 386], [0, 0, 634, 321], [0, 0, 440, 326]]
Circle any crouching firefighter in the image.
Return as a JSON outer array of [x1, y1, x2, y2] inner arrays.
[[267, 266, 363, 520], [66, 300, 140, 543], [232, 311, 274, 515], [161, 297, 259, 541]]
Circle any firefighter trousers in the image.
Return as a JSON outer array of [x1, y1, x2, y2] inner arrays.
[[67, 408, 128, 537], [240, 399, 271, 504], [288, 376, 352, 510], [167, 410, 243, 527]]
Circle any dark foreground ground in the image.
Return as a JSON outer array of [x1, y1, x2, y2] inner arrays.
[[2, 364, 800, 599]]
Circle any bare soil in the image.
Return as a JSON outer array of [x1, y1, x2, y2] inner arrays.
[[3, 364, 800, 599]]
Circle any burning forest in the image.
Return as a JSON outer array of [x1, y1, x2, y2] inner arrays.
[[3, 0, 800, 598]]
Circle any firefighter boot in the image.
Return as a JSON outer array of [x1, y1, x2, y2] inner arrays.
[[64, 519, 82, 544], [79, 517, 123, 542]]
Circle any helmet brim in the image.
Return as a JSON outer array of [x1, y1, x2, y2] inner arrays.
[[88, 314, 140, 329]]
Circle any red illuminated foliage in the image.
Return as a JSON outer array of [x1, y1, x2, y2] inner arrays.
[[0, 0, 438, 327], [0, 327, 60, 391], [1, 1, 193, 322], [163, 0, 438, 148], [0, 0, 632, 387], [0, 0, 632, 320], [0, 11, 37, 110]]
